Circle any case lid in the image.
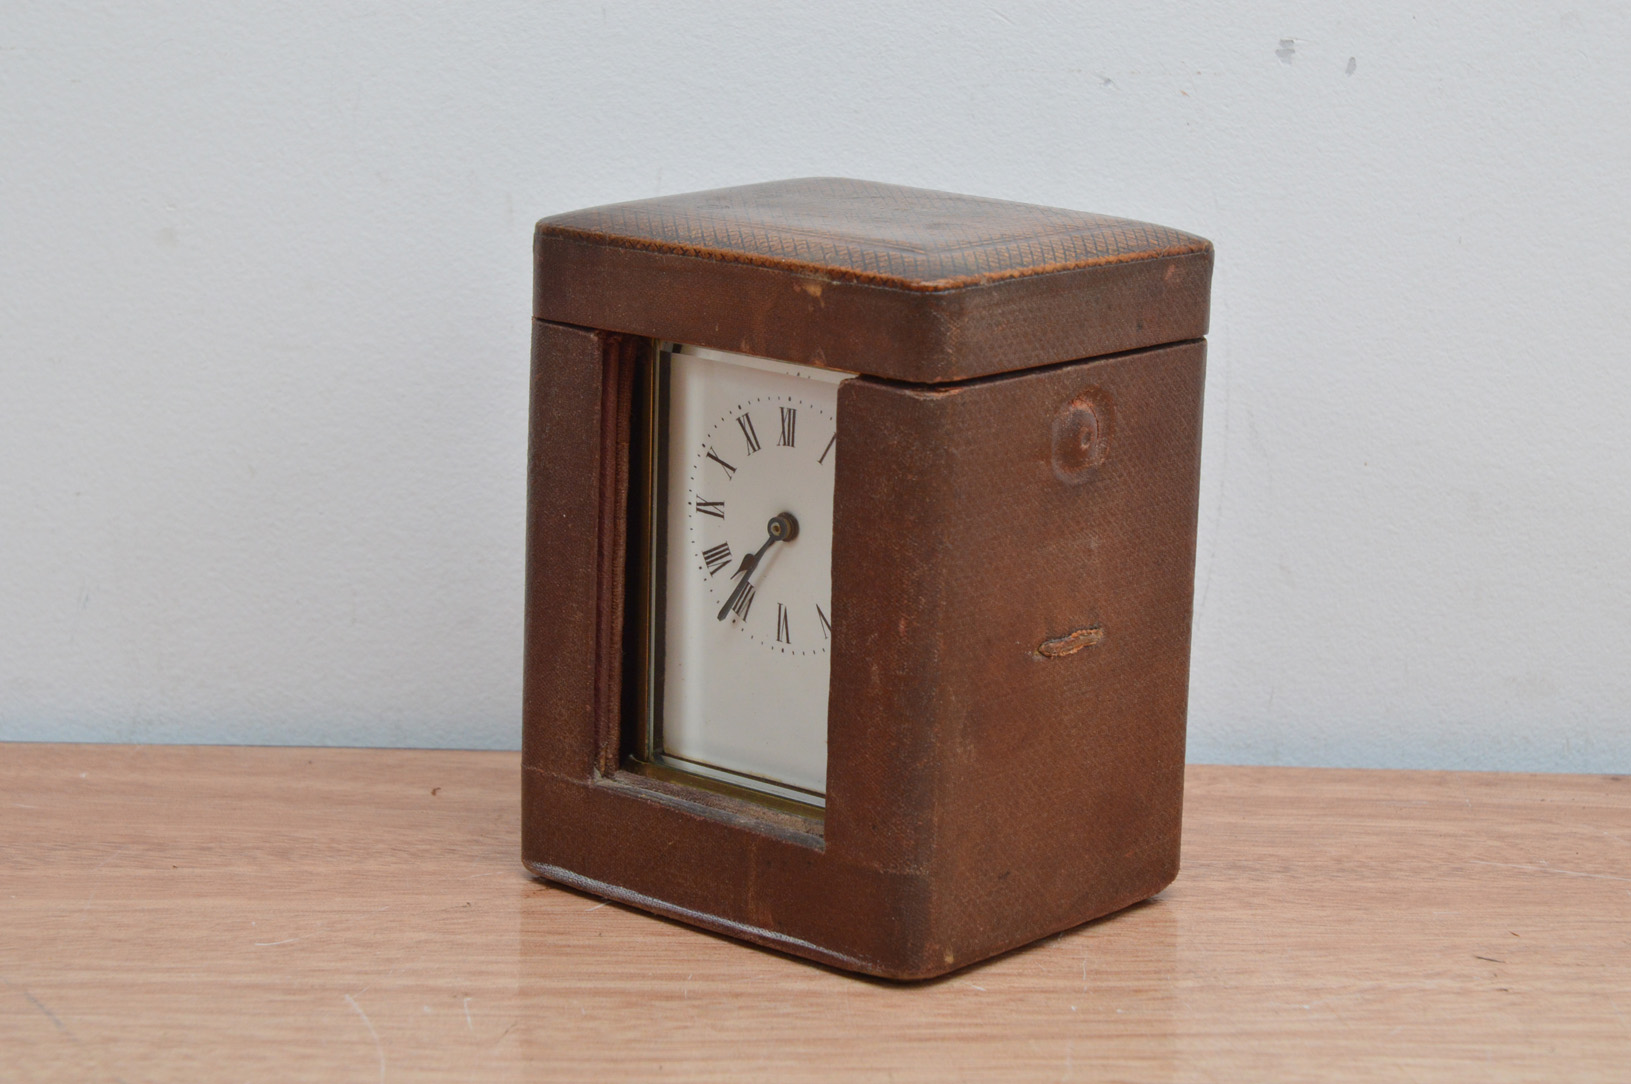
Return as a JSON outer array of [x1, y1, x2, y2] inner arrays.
[[534, 177, 1211, 384]]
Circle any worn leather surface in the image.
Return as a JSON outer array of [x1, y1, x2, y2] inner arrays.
[[831, 343, 1204, 970], [522, 319, 1206, 978], [523, 179, 1210, 978], [538, 177, 1209, 291], [534, 178, 1212, 384]]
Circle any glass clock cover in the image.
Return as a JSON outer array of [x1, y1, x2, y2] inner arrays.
[[647, 344, 850, 806]]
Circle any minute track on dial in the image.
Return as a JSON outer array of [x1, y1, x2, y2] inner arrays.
[[686, 387, 838, 658], [656, 344, 848, 802]]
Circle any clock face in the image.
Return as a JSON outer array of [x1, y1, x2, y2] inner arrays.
[[650, 344, 849, 806], [686, 392, 835, 656]]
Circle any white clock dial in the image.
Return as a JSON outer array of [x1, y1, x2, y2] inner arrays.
[[655, 344, 850, 804], [687, 392, 835, 656]]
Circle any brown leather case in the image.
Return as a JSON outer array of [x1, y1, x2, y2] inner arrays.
[[523, 178, 1211, 979]]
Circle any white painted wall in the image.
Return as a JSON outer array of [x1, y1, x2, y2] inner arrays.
[[3, 2, 1628, 768]]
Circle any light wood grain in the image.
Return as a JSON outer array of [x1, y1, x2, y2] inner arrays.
[[1, 744, 1627, 1082]]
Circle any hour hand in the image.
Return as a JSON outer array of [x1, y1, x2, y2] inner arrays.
[[716, 512, 798, 622]]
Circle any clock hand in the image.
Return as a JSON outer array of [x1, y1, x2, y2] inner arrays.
[[716, 546, 770, 622], [717, 512, 799, 621], [728, 511, 800, 583]]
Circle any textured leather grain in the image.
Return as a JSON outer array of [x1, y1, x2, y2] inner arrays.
[[522, 180, 1211, 979], [539, 177, 1208, 291], [534, 178, 1212, 384], [522, 335, 1205, 978]]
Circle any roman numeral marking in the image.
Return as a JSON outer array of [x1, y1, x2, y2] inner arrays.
[[818, 433, 836, 465], [776, 603, 790, 644], [779, 407, 796, 447], [736, 413, 761, 455], [731, 581, 756, 621], [695, 497, 725, 519], [705, 446, 736, 480], [816, 604, 831, 640], [702, 542, 732, 575]]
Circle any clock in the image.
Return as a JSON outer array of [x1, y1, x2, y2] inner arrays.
[[637, 343, 848, 807], [522, 178, 1213, 979]]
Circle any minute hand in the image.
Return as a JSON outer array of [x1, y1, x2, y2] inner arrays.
[[717, 512, 799, 622]]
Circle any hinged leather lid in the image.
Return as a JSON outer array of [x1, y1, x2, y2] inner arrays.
[[535, 177, 1211, 384]]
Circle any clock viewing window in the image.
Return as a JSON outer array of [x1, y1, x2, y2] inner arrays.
[[522, 178, 1213, 979]]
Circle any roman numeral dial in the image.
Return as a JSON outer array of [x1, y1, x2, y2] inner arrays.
[[705, 446, 736, 480], [663, 344, 849, 801], [702, 542, 732, 575], [737, 413, 761, 455], [686, 391, 837, 658]]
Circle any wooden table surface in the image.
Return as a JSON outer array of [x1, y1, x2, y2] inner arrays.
[[2, 744, 1627, 1082]]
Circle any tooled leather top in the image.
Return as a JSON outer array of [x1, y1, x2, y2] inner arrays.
[[536, 177, 1211, 292]]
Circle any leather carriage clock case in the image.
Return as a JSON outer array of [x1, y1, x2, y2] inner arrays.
[[521, 177, 1212, 980]]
